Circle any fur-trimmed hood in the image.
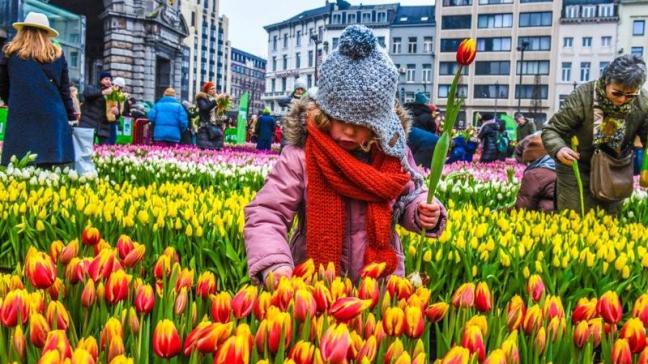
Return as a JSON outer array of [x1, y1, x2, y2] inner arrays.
[[195, 92, 210, 101], [282, 98, 412, 148]]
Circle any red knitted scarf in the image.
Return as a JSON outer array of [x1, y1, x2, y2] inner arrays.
[[304, 119, 410, 276]]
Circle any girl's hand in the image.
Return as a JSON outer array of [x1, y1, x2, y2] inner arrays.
[[417, 201, 441, 229]]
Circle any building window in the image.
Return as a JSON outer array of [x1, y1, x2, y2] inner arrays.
[[362, 12, 371, 23], [439, 62, 469, 75], [308, 51, 313, 67], [438, 84, 468, 98], [295, 53, 301, 69], [518, 36, 551, 51], [332, 37, 339, 50], [561, 62, 571, 82], [272, 56, 276, 71], [517, 60, 550, 75], [280, 77, 286, 92], [377, 37, 386, 47], [474, 84, 509, 99], [599, 61, 609, 74], [632, 47, 644, 57], [405, 92, 415, 103], [582, 37, 592, 48], [444, 0, 473, 6], [476, 37, 512, 52], [377, 12, 387, 23], [440, 38, 464, 52], [406, 64, 416, 83], [479, 0, 512, 4], [282, 55, 287, 70], [601, 36, 611, 47], [408, 37, 418, 53], [332, 13, 342, 24], [283, 34, 288, 49], [515, 85, 548, 99], [348, 13, 356, 23], [563, 37, 573, 48], [273, 35, 278, 51], [271, 79, 275, 92], [582, 5, 596, 18], [422, 64, 432, 83], [423, 37, 433, 53], [634, 20, 645, 36], [520, 0, 552, 2], [580, 62, 591, 82], [477, 13, 513, 28], [475, 61, 510, 75], [392, 37, 401, 54], [599, 4, 614, 18], [308, 28, 314, 44], [442, 15, 472, 29], [519, 12, 552, 27], [565, 5, 579, 18], [296, 30, 301, 46]]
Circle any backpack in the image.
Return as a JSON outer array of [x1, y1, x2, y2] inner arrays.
[[496, 131, 510, 154]]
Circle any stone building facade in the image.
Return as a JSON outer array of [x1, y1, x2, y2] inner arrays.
[[230, 48, 266, 115]]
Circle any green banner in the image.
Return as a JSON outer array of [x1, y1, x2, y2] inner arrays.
[[0, 107, 7, 142], [236, 92, 249, 144]]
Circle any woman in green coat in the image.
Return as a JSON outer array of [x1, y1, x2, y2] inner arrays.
[[542, 54, 648, 214]]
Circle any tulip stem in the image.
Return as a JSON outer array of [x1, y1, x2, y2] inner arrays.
[[572, 161, 585, 217]]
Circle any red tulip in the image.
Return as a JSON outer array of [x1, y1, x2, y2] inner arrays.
[[638, 347, 648, 364], [232, 285, 258, 319], [474, 282, 492, 313], [360, 262, 387, 279], [527, 274, 545, 303], [319, 323, 351, 364], [82, 226, 101, 246], [255, 307, 292, 355], [543, 295, 565, 320], [214, 331, 252, 364], [153, 255, 172, 280], [386, 276, 414, 301], [293, 259, 316, 282], [65, 258, 86, 284], [620, 318, 647, 353], [46, 301, 69, 331], [440, 346, 470, 364], [87, 249, 119, 282], [588, 318, 604, 348], [0, 289, 30, 327], [456, 38, 476, 66], [59, 240, 79, 265], [483, 349, 507, 364], [134, 284, 155, 314], [25, 247, 57, 289], [294, 288, 317, 322], [175, 268, 194, 292], [572, 297, 598, 323], [462, 325, 486, 361], [196, 271, 216, 298], [122, 243, 145, 268], [451, 283, 475, 308], [30, 313, 50, 348], [357, 335, 377, 362], [254, 291, 272, 321], [174, 287, 189, 315], [329, 297, 371, 323], [383, 306, 405, 336], [313, 282, 332, 313], [116, 235, 134, 260], [194, 321, 233, 354], [612, 338, 633, 364], [13, 325, 26, 360], [49, 240, 64, 263], [271, 278, 294, 310], [404, 305, 425, 339], [81, 280, 96, 308], [507, 295, 526, 331], [47, 278, 65, 301], [105, 270, 130, 305], [182, 321, 211, 355], [289, 340, 316, 364], [107, 335, 125, 362], [100, 318, 123, 350], [547, 316, 566, 342], [523, 304, 543, 335], [153, 319, 181, 358], [425, 302, 449, 323], [42, 330, 72, 359], [76, 337, 99, 362], [598, 291, 623, 325], [210, 291, 232, 323], [358, 277, 380, 309], [70, 348, 95, 364], [633, 294, 648, 327]]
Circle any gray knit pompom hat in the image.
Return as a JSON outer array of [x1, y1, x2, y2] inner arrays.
[[316, 25, 405, 160]]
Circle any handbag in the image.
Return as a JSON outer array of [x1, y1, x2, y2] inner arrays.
[[590, 147, 634, 202], [71, 127, 97, 176]]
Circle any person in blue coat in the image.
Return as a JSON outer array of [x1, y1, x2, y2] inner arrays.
[[255, 107, 276, 151], [147, 88, 188, 146], [0, 12, 76, 167]]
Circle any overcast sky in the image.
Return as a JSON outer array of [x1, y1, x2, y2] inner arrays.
[[220, 0, 434, 58]]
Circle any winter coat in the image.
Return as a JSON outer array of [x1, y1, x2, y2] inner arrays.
[[407, 126, 438, 168], [0, 53, 75, 165], [516, 121, 537, 142], [148, 96, 188, 143], [196, 123, 224, 150], [448, 136, 479, 163], [515, 155, 557, 212], [405, 103, 436, 133], [195, 92, 217, 124], [79, 84, 112, 138], [256, 114, 276, 150], [244, 99, 448, 284], [478, 120, 501, 163], [541, 81, 648, 214]]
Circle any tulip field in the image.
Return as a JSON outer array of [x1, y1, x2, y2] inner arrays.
[[0, 144, 647, 363]]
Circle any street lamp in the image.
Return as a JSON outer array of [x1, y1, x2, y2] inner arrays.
[[494, 81, 500, 118], [516, 41, 529, 114], [311, 32, 323, 86], [573, 81, 578, 91]]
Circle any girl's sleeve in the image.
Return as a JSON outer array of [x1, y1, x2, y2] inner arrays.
[[244, 146, 305, 284], [399, 149, 447, 238]]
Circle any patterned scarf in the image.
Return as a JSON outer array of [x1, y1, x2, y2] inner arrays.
[[304, 118, 410, 276], [593, 79, 635, 152]]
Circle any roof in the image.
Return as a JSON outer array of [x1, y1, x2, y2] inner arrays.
[[231, 47, 267, 63], [392, 5, 435, 26], [264, 5, 332, 31], [562, 0, 613, 5]]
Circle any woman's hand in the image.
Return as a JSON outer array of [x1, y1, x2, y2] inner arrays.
[[417, 201, 442, 229], [556, 147, 580, 166], [265, 266, 293, 289]]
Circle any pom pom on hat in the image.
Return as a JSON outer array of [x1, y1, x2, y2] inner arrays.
[[338, 25, 377, 60]]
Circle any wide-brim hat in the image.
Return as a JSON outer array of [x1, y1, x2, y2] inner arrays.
[[13, 12, 59, 38]]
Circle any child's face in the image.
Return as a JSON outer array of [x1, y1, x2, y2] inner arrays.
[[329, 119, 373, 151]]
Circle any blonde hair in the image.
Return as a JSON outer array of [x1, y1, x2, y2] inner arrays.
[[308, 101, 381, 152], [3, 27, 61, 63]]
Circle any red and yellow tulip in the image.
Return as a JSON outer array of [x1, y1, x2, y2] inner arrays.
[[152, 319, 181, 358]]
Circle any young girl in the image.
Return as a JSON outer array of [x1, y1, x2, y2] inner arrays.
[[244, 25, 447, 284]]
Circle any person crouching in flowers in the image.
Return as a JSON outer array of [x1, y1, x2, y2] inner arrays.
[[244, 25, 447, 285]]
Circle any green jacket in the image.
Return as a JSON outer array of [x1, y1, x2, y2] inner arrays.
[[541, 81, 648, 213], [516, 121, 537, 142]]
